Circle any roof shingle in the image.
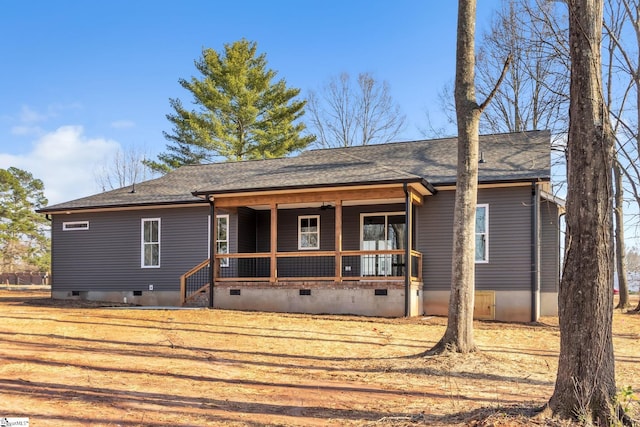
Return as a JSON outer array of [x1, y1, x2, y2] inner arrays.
[[40, 130, 551, 212]]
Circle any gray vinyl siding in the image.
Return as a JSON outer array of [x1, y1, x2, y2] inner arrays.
[[418, 186, 533, 291], [540, 200, 560, 292], [234, 207, 262, 278], [276, 208, 335, 251], [342, 207, 360, 251], [256, 210, 271, 252], [276, 208, 335, 277], [237, 207, 257, 252], [51, 206, 211, 292]]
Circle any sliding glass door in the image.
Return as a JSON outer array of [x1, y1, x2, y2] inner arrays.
[[361, 213, 406, 276]]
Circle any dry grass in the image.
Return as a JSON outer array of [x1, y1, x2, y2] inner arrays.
[[0, 290, 638, 426]]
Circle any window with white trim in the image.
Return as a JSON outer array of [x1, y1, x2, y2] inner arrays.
[[475, 204, 489, 262], [360, 212, 406, 276], [298, 215, 320, 250], [216, 214, 229, 267], [141, 218, 160, 268], [63, 221, 89, 231]]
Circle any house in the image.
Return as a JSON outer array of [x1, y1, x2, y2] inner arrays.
[[38, 130, 562, 322]]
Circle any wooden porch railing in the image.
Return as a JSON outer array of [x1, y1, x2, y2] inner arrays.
[[180, 250, 423, 304], [180, 259, 210, 305]]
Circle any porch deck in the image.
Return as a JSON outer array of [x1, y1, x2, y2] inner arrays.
[[181, 250, 423, 316]]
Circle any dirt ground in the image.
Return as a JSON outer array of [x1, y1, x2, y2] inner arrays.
[[0, 290, 638, 427]]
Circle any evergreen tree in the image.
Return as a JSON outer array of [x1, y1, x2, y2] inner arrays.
[[146, 39, 314, 173], [0, 167, 50, 271]]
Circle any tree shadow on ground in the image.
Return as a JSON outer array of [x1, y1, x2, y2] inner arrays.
[[419, 404, 580, 427]]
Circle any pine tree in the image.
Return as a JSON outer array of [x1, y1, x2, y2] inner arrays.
[[146, 39, 314, 173], [0, 167, 50, 271]]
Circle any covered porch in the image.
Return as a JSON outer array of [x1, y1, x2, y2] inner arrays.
[[181, 181, 432, 317]]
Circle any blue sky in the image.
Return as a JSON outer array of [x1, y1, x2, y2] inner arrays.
[[1, 1, 503, 204]]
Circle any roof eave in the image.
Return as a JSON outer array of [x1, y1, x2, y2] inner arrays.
[[37, 199, 206, 214], [433, 175, 551, 188], [540, 189, 566, 208], [192, 176, 434, 198]]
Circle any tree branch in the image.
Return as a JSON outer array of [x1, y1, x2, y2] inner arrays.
[[479, 54, 512, 113]]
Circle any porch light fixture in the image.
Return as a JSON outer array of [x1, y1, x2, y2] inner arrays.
[[320, 202, 334, 210]]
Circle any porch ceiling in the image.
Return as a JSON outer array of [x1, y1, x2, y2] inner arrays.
[[247, 198, 406, 210], [208, 183, 429, 209]]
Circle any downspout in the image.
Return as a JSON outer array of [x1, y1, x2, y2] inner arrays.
[[403, 183, 411, 317], [531, 182, 540, 322], [208, 196, 216, 309], [45, 214, 52, 288]]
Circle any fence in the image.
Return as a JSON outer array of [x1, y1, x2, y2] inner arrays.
[[0, 271, 50, 286]]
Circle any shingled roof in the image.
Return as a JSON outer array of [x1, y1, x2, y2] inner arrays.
[[40, 130, 551, 213]]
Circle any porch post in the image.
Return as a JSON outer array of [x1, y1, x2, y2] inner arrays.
[[334, 200, 343, 281], [208, 196, 216, 309], [270, 202, 278, 283]]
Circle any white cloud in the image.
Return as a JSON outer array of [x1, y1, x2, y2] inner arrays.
[[0, 125, 120, 205], [10, 125, 43, 136], [19, 105, 50, 123], [12, 103, 83, 126], [6, 104, 85, 137], [110, 120, 135, 129]]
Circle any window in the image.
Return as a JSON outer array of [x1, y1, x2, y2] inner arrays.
[[141, 218, 160, 268], [361, 212, 406, 276], [63, 221, 89, 231], [476, 204, 489, 262], [216, 215, 229, 267], [208, 214, 230, 267], [361, 213, 406, 251], [298, 215, 320, 250]]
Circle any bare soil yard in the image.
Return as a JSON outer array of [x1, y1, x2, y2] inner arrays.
[[0, 290, 638, 426]]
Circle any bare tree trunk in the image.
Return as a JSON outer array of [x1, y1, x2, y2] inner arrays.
[[614, 161, 630, 309], [423, 0, 510, 356], [426, 0, 480, 355], [602, 0, 629, 311], [548, 0, 619, 424]]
